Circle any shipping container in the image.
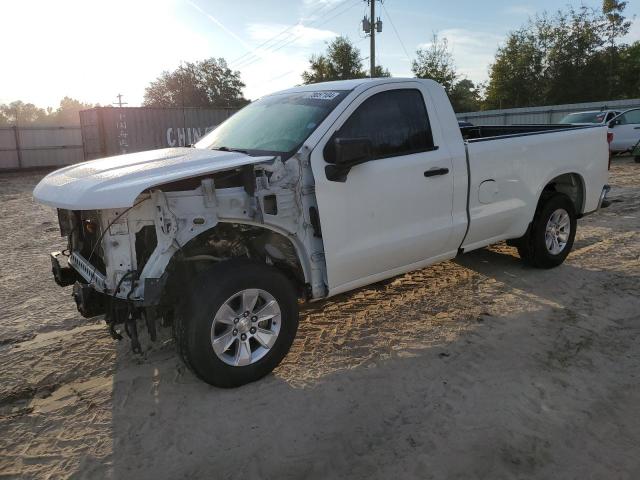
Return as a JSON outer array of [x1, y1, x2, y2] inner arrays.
[[79, 106, 239, 160]]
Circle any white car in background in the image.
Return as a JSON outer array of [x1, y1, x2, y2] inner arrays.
[[559, 110, 620, 126], [608, 108, 640, 153]]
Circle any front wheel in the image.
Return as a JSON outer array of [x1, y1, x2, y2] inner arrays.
[[517, 192, 577, 269], [174, 260, 299, 388]]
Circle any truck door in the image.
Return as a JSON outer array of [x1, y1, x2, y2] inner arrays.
[[311, 85, 456, 295], [610, 108, 640, 152]]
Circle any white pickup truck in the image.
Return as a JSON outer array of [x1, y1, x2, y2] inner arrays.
[[34, 78, 610, 387]]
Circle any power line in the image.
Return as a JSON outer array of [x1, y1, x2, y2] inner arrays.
[[233, 0, 360, 70], [233, 0, 362, 70], [381, 1, 411, 63], [228, 0, 340, 67]]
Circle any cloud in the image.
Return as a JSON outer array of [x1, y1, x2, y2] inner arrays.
[[627, 18, 640, 43], [506, 5, 536, 17], [231, 23, 337, 98], [246, 23, 337, 48], [418, 29, 504, 84]]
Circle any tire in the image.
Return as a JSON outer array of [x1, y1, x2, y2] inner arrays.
[[517, 192, 577, 269], [174, 259, 299, 388]]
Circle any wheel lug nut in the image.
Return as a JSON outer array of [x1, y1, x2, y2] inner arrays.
[[250, 327, 256, 334], [243, 311, 249, 317], [232, 329, 238, 336], [251, 316, 258, 322], [233, 318, 239, 324], [240, 333, 247, 341]]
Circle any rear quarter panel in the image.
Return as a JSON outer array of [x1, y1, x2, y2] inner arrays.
[[462, 126, 609, 251]]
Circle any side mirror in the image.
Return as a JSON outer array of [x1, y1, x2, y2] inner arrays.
[[325, 137, 372, 182], [609, 119, 620, 128]]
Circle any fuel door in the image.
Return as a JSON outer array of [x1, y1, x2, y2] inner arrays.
[[478, 179, 499, 204]]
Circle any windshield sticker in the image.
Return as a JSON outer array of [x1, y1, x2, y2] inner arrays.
[[305, 91, 341, 100]]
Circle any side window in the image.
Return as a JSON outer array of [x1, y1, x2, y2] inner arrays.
[[606, 112, 615, 122], [324, 89, 435, 163], [620, 110, 640, 125]]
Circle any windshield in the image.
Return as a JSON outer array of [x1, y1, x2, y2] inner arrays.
[[559, 112, 607, 124], [194, 90, 349, 158]]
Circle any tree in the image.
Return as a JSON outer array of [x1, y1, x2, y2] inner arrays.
[[412, 35, 458, 93], [0, 101, 47, 126], [372, 65, 391, 78], [53, 97, 94, 125], [602, 0, 632, 96], [543, 6, 607, 104], [412, 34, 481, 112], [143, 58, 247, 108], [618, 41, 640, 97], [450, 79, 483, 113], [484, 2, 636, 109], [302, 36, 366, 83]]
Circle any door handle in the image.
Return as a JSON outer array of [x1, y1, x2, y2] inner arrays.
[[424, 167, 449, 177], [634, 127, 640, 130]]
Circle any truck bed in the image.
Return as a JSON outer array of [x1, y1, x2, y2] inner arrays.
[[461, 124, 591, 142], [460, 124, 609, 252]]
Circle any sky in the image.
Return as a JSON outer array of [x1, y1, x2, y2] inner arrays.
[[1, 0, 639, 108]]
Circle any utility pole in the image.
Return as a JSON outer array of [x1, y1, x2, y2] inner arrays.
[[363, 1, 382, 78], [369, 0, 375, 78], [113, 93, 128, 108]]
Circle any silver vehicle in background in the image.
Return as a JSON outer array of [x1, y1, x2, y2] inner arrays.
[[559, 110, 620, 126]]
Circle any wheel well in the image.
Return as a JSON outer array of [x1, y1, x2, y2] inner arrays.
[[542, 173, 585, 214], [164, 223, 307, 301]]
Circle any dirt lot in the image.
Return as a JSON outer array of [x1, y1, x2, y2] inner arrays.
[[0, 158, 639, 479]]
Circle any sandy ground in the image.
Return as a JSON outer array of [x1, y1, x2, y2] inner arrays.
[[0, 158, 639, 479]]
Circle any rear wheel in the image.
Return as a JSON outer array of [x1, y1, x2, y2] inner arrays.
[[516, 192, 577, 269], [174, 260, 299, 388]]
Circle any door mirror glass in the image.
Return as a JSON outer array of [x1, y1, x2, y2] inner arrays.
[[325, 137, 372, 182], [334, 137, 372, 166]]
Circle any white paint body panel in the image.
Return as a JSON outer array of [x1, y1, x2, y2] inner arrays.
[[33, 147, 273, 209], [309, 80, 468, 295], [462, 126, 609, 251]]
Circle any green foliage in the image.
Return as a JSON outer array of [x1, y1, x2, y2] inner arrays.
[[0, 97, 95, 126], [302, 36, 366, 83], [373, 65, 391, 78], [450, 79, 483, 113], [0, 101, 46, 126], [143, 58, 248, 108], [412, 34, 482, 112], [54, 97, 95, 125], [412, 35, 458, 93], [302, 36, 391, 83], [485, 2, 636, 109]]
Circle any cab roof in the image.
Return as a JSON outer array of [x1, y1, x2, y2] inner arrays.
[[270, 77, 433, 96]]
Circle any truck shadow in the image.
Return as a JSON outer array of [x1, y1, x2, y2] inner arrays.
[[109, 239, 636, 478]]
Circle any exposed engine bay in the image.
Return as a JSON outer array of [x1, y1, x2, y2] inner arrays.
[[49, 151, 327, 353]]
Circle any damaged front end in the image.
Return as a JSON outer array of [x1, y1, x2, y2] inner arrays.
[[43, 152, 327, 354]]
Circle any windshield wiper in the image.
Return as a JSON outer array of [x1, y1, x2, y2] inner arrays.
[[212, 146, 250, 154]]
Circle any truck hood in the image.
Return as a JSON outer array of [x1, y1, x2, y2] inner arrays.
[[33, 147, 274, 210]]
